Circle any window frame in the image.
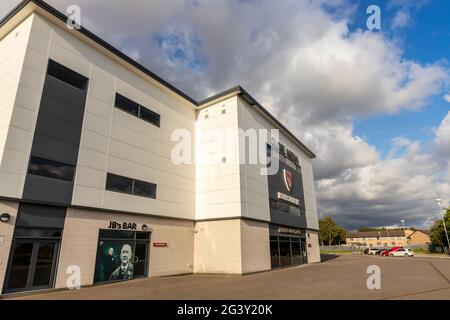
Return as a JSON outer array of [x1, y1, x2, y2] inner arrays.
[[114, 93, 160, 127], [105, 173, 157, 199], [27, 156, 75, 182], [47, 59, 88, 90]]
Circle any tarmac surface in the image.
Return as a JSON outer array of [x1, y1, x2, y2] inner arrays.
[[6, 254, 450, 300]]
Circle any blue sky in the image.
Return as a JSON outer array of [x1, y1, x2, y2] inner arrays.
[[351, 0, 450, 156]]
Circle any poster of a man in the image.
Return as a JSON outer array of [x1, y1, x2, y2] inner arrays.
[[102, 247, 118, 281], [109, 244, 134, 281]]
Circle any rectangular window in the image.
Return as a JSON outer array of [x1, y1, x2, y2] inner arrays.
[[106, 173, 156, 199], [115, 94, 139, 117], [47, 60, 88, 90], [139, 106, 160, 126], [133, 180, 157, 198], [106, 173, 133, 194], [114, 93, 160, 127], [28, 157, 75, 181]]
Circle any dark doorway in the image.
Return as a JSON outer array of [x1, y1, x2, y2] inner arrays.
[[270, 235, 308, 269], [5, 239, 60, 293], [3, 204, 66, 294]]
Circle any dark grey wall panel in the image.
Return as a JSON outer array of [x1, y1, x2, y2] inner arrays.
[[31, 134, 79, 165], [34, 114, 83, 145], [270, 213, 307, 230], [23, 60, 88, 206], [22, 174, 74, 205], [268, 160, 307, 229], [38, 96, 85, 126], [43, 76, 87, 109], [16, 203, 66, 228]]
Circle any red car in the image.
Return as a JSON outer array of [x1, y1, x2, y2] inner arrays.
[[381, 246, 401, 256]]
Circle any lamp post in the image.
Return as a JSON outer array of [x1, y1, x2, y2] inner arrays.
[[435, 198, 450, 255], [400, 219, 408, 249]]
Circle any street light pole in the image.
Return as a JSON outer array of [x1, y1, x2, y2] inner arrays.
[[435, 199, 450, 255], [401, 219, 408, 249]]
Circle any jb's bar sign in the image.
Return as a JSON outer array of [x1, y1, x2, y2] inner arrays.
[[108, 221, 137, 230]]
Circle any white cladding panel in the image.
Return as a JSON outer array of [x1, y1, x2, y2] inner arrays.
[[0, 14, 34, 198], [14, 14, 196, 219], [195, 96, 242, 219]]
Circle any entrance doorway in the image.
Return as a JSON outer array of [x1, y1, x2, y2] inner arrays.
[[270, 235, 308, 269], [94, 230, 150, 284], [5, 238, 60, 294], [4, 203, 66, 294]]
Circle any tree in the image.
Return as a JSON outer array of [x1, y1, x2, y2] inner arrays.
[[430, 208, 450, 251], [319, 217, 347, 245]]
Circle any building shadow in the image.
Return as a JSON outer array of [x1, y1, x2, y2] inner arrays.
[[320, 253, 340, 262]]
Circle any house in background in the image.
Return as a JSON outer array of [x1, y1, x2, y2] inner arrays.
[[346, 230, 408, 248], [405, 229, 431, 245], [346, 228, 431, 248]]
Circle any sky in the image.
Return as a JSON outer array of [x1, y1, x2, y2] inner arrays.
[[1, 0, 449, 230]]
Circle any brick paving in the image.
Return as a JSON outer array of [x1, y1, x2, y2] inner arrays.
[[6, 255, 450, 300]]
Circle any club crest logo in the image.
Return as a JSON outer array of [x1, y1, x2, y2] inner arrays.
[[283, 169, 293, 192]]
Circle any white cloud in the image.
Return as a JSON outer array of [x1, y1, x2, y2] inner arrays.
[[317, 141, 450, 229], [435, 111, 450, 156], [392, 10, 410, 28], [301, 122, 379, 180], [444, 94, 450, 103], [1, 0, 449, 229]]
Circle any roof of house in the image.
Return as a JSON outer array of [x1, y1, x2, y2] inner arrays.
[[0, 0, 316, 159], [411, 229, 431, 236], [346, 230, 406, 238]]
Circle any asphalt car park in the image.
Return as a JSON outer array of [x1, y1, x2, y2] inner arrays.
[[4, 254, 450, 300]]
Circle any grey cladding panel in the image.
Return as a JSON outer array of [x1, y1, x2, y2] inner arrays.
[[31, 134, 79, 165], [16, 203, 66, 229], [43, 76, 87, 109], [22, 174, 74, 205], [268, 160, 307, 229], [34, 114, 83, 145], [38, 95, 85, 126], [23, 60, 88, 205]]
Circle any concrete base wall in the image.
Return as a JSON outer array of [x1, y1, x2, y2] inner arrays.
[[0, 201, 19, 294], [194, 219, 243, 274], [55, 208, 195, 289], [306, 230, 321, 263], [240, 219, 271, 274], [194, 219, 271, 275]]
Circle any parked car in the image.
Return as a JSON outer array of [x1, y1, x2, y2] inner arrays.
[[381, 246, 401, 256], [363, 248, 370, 255], [368, 248, 381, 255], [389, 247, 414, 257]]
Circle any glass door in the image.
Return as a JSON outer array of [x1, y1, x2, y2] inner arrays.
[[279, 237, 292, 267], [291, 239, 302, 265], [133, 242, 149, 279], [300, 238, 308, 264], [5, 240, 59, 294]]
